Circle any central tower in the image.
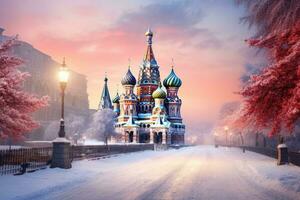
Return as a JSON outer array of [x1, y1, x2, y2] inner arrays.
[[137, 28, 161, 119]]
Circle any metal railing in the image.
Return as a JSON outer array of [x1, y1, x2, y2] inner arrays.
[[232, 146, 300, 167], [0, 143, 157, 175], [0, 147, 52, 175]]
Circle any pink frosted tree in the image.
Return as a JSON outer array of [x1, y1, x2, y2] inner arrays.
[[236, 0, 300, 137], [0, 39, 48, 141]]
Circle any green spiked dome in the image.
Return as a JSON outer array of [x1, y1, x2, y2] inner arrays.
[[163, 68, 182, 88], [112, 92, 120, 103], [152, 86, 166, 99]]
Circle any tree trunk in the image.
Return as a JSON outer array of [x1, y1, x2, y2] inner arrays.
[[239, 132, 244, 146], [105, 137, 109, 153], [278, 135, 284, 144], [8, 136, 12, 150], [263, 136, 267, 147], [255, 132, 259, 147], [239, 132, 245, 153]]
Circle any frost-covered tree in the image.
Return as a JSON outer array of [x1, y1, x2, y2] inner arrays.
[[214, 101, 268, 147], [0, 39, 48, 140], [86, 109, 117, 146], [44, 114, 86, 141], [213, 102, 243, 144], [236, 0, 300, 136]]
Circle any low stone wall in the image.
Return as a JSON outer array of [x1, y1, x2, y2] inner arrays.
[[243, 146, 277, 159], [239, 146, 300, 167], [0, 147, 52, 175], [71, 144, 154, 160], [287, 151, 300, 166], [1, 144, 155, 175]]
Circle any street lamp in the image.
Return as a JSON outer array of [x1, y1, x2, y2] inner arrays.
[[229, 132, 233, 147], [58, 58, 69, 138], [224, 126, 229, 146], [214, 132, 218, 148]]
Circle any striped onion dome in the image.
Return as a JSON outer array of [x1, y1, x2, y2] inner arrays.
[[163, 68, 182, 88], [152, 86, 166, 99], [112, 92, 120, 103], [121, 68, 136, 85]]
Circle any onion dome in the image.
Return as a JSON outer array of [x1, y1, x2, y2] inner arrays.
[[112, 92, 120, 103], [152, 85, 166, 99], [121, 68, 136, 85], [163, 68, 182, 88]]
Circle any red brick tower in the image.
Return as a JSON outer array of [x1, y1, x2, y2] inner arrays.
[[137, 28, 161, 120]]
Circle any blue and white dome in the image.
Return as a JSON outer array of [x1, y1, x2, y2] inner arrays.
[[121, 68, 136, 85], [163, 68, 182, 88]]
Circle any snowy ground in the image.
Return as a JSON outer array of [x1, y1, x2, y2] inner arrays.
[[1, 146, 300, 200]]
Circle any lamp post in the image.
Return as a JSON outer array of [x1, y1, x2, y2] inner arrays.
[[214, 132, 218, 148], [58, 58, 69, 138], [51, 58, 71, 169], [229, 132, 233, 147], [224, 126, 229, 146]]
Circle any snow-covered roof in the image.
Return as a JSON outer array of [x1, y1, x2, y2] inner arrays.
[[134, 119, 153, 124], [123, 116, 139, 127], [138, 113, 152, 119], [151, 116, 169, 128]]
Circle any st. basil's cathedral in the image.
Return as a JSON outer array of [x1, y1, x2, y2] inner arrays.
[[99, 29, 185, 144]]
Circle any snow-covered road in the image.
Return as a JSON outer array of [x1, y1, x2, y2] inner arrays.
[[1, 146, 300, 200]]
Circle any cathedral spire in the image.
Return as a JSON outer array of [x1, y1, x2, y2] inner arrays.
[[137, 28, 161, 119], [144, 28, 155, 62], [138, 28, 160, 86], [98, 75, 112, 110]]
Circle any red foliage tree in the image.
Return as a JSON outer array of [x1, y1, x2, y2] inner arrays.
[[0, 39, 48, 140], [237, 0, 300, 136]]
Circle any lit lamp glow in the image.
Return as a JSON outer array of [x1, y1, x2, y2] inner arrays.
[[59, 66, 69, 83]]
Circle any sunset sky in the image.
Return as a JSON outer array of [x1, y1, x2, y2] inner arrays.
[[0, 0, 264, 134]]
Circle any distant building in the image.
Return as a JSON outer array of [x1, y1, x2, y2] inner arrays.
[[99, 29, 185, 144], [0, 28, 90, 139]]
